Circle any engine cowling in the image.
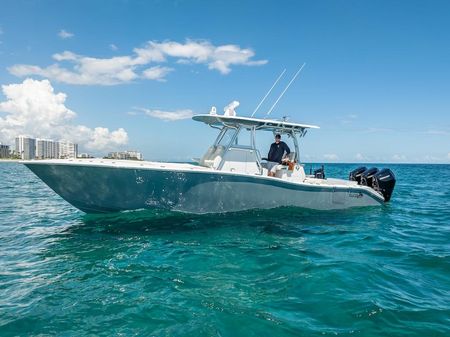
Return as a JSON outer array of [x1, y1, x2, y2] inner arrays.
[[373, 168, 396, 202], [349, 166, 367, 184], [360, 167, 379, 187]]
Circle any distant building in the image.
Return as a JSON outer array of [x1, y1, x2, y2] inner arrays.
[[125, 150, 144, 161], [58, 140, 78, 159], [36, 139, 59, 159], [0, 144, 10, 158], [106, 150, 143, 161], [77, 153, 94, 159], [14, 136, 78, 160], [15, 136, 36, 160]]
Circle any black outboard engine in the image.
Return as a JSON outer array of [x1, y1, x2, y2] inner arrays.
[[314, 165, 325, 179], [373, 169, 396, 202], [360, 167, 379, 187], [349, 166, 367, 184]]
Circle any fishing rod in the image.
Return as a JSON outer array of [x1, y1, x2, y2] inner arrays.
[[251, 69, 286, 117], [266, 62, 306, 117]]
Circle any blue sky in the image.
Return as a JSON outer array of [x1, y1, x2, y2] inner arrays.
[[0, 0, 449, 163]]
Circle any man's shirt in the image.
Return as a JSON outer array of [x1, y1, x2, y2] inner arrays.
[[268, 141, 290, 163]]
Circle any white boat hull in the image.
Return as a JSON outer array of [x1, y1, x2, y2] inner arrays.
[[24, 159, 384, 214]]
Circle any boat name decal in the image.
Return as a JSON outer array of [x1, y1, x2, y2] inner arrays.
[[348, 192, 363, 198]]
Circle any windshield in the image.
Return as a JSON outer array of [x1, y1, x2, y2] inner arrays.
[[216, 127, 237, 147], [234, 128, 253, 148]]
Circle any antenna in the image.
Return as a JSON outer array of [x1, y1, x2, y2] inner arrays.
[[266, 62, 306, 117], [251, 69, 286, 117]]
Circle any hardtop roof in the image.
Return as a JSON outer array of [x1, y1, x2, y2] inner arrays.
[[192, 114, 320, 132]]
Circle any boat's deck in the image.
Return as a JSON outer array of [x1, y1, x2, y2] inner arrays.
[[23, 158, 364, 189], [22, 158, 209, 171]]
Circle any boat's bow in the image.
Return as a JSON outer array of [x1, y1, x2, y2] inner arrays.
[[23, 158, 211, 213]]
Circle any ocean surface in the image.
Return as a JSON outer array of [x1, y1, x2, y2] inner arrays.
[[0, 162, 449, 336]]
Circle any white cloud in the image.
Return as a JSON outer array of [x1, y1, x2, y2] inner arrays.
[[142, 108, 194, 121], [447, 152, 450, 160], [143, 40, 267, 74], [8, 39, 267, 85], [58, 29, 74, 39], [360, 127, 394, 133], [392, 154, 407, 161], [77, 126, 128, 151], [323, 153, 339, 161], [10, 53, 140, 85], [425, 129, 450, 135], [110, 43, 118, 51], [0, 78, 128, 151], [142, 66, 173, 81], [355, 153, 366, 161], [340, 113, 358, 125], [422, 155, 441, 163]]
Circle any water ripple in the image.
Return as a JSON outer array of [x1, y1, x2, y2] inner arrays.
[[0, 163, 449, 336]]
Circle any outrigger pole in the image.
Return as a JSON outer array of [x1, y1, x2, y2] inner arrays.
[[251, 69, 286, 117], [266, 63, 306, 117]]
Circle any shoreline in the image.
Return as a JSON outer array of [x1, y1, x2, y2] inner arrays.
[[0, 159, 21, 163]]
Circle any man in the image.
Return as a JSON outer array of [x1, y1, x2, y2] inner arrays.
[[267, 134, 290, 177]]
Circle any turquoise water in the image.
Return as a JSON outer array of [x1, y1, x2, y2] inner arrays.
[[0, 162, 449, 336]]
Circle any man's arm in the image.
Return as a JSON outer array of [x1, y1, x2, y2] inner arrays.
[[283, 142, 291, 154], [268, 144, 274, 161]]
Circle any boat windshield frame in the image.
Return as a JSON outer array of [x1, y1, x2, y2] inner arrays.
[[210, 125, 303, 172], [194, 114, 317, 172]]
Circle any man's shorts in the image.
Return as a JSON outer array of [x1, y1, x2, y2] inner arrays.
[[267, 161, 281, 173]]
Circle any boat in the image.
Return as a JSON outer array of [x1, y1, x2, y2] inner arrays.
[[22, 106, 396, 214]]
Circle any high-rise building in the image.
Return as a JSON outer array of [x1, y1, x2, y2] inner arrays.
[[0, 144, 10, 158], [106, 150, 143, 161], [15, 136, 36, 160], [53, 141, 60, 158], [58, 140, 78, 159], [36, 139, 59, 159], [15, 136, 78, 159]]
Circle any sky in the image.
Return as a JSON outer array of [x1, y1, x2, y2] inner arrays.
[[0, 0, 449, 163]]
